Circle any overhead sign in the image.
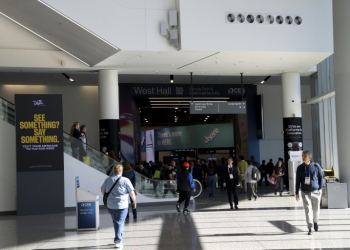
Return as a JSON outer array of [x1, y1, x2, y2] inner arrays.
[[154, 123, 234, 151], [189, 101, 246, 114]]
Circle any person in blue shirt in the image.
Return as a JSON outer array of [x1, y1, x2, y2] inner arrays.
[[122, 161, 137, 219], [296, 150, 325, 235], [176, 162, 196, 214], [101, 164, 137, 248]]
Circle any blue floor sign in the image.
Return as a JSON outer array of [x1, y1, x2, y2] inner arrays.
[[77, 202, 96, 229]]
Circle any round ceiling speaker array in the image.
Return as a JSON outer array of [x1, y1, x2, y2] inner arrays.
[[295, 16, 302, 25], [286, 16, 293, 24]]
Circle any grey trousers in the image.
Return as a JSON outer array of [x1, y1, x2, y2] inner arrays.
[[247, 182, 257, 199], [301, 190, 322, 229]]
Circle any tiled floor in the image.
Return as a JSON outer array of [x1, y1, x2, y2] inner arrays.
[[1, 187, 350, 250]]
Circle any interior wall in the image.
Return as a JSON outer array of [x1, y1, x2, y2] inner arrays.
[[257, 84, 313, 164], [0, 119, 16, 212], [0, 84, 100, 149]]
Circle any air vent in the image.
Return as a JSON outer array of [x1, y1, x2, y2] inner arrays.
[[247, 14, 255, 23], [227, 13, 235, 23], [295, 16, 302, 25], [256, 15, 264, 24], [267, 15, 274, 24], [286, 16, 293, 25], [237, 14, 245, 23], [276, 15, 284, 24]]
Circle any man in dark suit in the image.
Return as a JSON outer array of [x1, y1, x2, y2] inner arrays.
[[223, 157, 239, 210]]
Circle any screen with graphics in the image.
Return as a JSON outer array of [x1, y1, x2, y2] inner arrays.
[[15, 94, 64, 172], [153, 123, 234, 151]]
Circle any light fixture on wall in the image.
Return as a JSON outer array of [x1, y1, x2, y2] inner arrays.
[[170, 75, 174, 83], [260, 75, 271, 84], [62, 73, 75, 82]]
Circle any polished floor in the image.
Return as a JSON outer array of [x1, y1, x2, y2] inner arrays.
[[1, 187, 350, 250]]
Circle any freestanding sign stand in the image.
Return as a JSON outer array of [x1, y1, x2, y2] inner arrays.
[[289, 151, 303, 196], [75, 177, 100, 231]]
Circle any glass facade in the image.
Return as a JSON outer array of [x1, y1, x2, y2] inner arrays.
[[310, 55, 338, 176]]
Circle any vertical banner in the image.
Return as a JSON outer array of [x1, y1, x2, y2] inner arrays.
[[15, 94, 64, 215], [283, 117, 303, 189], [146, 130, 155, 162], [99, 119, 120, 160]]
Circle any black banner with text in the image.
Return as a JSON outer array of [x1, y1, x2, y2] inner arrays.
[[15, 95, 64, 172], [99, 119, 120, 160]]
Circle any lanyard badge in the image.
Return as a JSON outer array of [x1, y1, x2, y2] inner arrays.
[[305, 165, 311, 185]]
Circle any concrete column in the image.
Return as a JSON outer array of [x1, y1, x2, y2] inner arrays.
[[282, 73, 302, 118], [98, 69, 120, 160], [98, 70, 119, 120], [333, 0, 350, 207], [281, 72, 303, 191]]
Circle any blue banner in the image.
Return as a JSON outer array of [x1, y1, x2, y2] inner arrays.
[[77, 202, 96, 229]]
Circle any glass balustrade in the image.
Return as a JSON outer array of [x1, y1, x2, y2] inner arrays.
[[0, 96, 205, 199]]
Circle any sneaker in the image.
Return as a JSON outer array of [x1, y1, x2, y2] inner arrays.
[[235, 205, 239, 210], [254, 195, 258, 201], [308, 229, 312, 235], [133, 214, 137, 219], [115, 241, 123, 248], [230, 206, 234, 210], [280, 193, 282, 197], [314, 223, 318, 232], [176, 204, 180, 212], [274, 191, 277, 195], [183, 208, 190, 214]]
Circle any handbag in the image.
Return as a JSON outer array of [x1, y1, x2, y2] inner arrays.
[[83, 156, 91, 166], [268, 175, 277, 185], [103, 176, 121, 208]]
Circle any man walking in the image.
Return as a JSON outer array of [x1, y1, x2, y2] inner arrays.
[[176, 162, 196, 213], [244, 160, 258, 201], [223, 157, 239, 209], [296, 150, 325, 235]]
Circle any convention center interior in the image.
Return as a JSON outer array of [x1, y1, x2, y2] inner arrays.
[[1, 0, 350, 249]]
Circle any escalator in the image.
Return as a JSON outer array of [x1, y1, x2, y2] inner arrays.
[[0, 96, 202, 201]]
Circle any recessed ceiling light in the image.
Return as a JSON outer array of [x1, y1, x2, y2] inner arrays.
[[204, 120, 206, 122], [222, 65, 224, 66], [172, 63, 175, 65], [175, 107, 178, 109], [207, 116, 210, 117], [247, 72, 249, 73], [146, 121, 148, 123], [202, 71, 204, 73]]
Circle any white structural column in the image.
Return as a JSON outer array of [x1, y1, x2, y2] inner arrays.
[[98, 69, 119, 120], [282, 73, 302, 118], [333, 0, 350, 207], [281, 72, 302, 192], [98, 69, 120, 158]]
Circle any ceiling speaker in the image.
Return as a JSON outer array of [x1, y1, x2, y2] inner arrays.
[[247, 14, 255, 23], [256, 15, 264, 24], [295, 16, 302, 25], [227, 13, 235, 23], [237, 14, 245, 23], [267, 15, 274, 24], [276, 15, 284, 24]]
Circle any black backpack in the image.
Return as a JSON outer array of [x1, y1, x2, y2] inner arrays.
[[252, 167, 261, 181]]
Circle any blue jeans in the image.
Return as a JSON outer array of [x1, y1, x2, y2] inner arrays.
[[108, 208, 128, 243], [207, 175, 216, 196]]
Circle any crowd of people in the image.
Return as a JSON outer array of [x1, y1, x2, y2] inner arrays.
[[100, 150, 326, 247]]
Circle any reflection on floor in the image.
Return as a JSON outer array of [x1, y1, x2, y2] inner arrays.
[[1, 187, 350, 250]]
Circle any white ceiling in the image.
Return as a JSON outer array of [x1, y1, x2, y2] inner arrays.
[[0, 1, 323, 78]]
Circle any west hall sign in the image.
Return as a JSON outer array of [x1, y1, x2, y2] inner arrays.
[[126, 84, 247, 97]]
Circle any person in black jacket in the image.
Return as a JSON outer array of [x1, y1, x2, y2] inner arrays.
[[223, 157, 240, 210], [176, 162, 196, 214], [296, 150, 325, 235]]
